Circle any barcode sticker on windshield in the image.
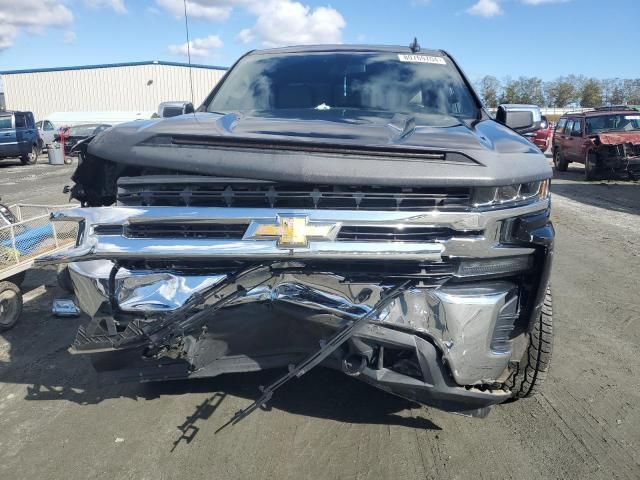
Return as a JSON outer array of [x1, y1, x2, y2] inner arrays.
[[398, 54, 446, 65]]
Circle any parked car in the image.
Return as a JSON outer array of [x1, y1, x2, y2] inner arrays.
[[35, 119, 57, 149], [527, 115, 552, 152], [0, 110, 40, 165], [552, 107, 640, 180], [39, 44, 554, 420], [158, 101, 195, 118], [59, 123, 112, 155]]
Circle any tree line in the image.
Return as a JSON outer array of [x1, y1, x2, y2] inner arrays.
[[476, 75, 640, 109]]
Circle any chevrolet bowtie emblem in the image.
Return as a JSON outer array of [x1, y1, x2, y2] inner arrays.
[[245, 216, 340, 248]]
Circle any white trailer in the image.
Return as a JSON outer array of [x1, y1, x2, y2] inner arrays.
[[43, 111, 155, 128]]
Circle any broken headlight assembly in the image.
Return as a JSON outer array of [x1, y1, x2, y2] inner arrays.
[[473, 180, 549, 209]]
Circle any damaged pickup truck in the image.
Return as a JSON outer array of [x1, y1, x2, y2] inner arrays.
[[41, 44, 554, 419]]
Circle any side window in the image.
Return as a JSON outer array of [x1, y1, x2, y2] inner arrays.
[[44, 121, 54, 131], [564, 120, 574, 134], [36, 121, 43, 129], [14, 113, 26, 128], [0, 116, 12, 129], [556, 118, 566, 133], [571, 119, 582, 137]]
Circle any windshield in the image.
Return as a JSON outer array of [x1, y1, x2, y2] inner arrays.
[[586, 113, 640, 134], [69, 124, 104, 136], [206, 52, 478, 123]]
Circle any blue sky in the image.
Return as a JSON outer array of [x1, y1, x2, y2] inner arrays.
[[0, 0, 638, 81]]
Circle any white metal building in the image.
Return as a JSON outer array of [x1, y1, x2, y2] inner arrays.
[[0, 61, 228, 120]]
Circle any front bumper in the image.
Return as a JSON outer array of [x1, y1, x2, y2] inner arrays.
[[41, 200, 553, 415]]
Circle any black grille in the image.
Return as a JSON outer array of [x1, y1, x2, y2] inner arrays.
[[124, 223, 248, 239], [93, 224, 125, 235], [98, 222, 479, 243], [117, 177, 472, 211], [337, 226, 466, 242]]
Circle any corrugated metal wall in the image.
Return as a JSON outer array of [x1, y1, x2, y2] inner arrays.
[[1, 63, 227, 120]]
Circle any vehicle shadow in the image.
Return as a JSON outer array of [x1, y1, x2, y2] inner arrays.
[[551, 164, 640, 216], [17, 355, 440, 431], [1, 270, 440, 432], [0, 158, 25, 168], [0, 153, 51, 169]]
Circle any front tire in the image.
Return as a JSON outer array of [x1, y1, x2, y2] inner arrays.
[[506, 287, 553, 399], [585, 152, 598, 181], [20, 145, 38, 165]]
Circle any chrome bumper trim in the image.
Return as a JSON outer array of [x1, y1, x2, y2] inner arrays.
[[38, 200, 547, 264]]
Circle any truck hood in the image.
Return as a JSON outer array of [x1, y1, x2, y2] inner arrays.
[[594, 131, 640, 145], [87, 110, 552, 187]]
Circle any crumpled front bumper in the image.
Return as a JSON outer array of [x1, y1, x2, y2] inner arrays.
[[42, 199, 553, 415], [67, 260, 522, 413]]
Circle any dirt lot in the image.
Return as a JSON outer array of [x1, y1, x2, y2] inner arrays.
[[1, 159, 639, 480]]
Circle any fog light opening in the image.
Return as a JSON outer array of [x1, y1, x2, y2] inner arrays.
[[456, 256, 532, 277]]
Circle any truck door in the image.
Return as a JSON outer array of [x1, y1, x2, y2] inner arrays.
[[42, 120, 56, 145], [15, 112, 38, 155], [566, 118, 583, 163], [37, 120, 55, 146], [553, 118, 566, 152], [0, 113, 18, 157], [560, 119, 573, 159]]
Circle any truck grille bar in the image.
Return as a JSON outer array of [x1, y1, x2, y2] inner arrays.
[[117, 177, 473, 211]]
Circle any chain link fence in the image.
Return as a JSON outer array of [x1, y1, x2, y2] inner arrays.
[[0, 204, 78, 273]]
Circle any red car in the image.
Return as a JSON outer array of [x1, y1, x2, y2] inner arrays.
[[527, 116, 552, 152]]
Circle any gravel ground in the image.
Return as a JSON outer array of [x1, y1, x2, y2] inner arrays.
[[0, 158, 639, 480]]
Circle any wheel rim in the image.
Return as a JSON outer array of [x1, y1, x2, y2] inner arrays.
[[0, 290, 20, 326], [29, 147, 36, 162]]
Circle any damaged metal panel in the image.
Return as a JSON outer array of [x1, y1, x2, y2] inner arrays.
[[593, 132, 640, 145], [68, 260, 521, 386]]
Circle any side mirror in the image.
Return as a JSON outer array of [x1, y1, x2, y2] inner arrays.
[[496, 104, 543, 135], [183, 103, 195, 114]]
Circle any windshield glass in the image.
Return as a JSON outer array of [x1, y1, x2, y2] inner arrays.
[[586, 113, 640, 134], [0, 115, 12, 129], [207, 52, 478, 124], [69, 125, 101, 136]]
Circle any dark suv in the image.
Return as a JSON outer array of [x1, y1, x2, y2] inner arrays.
[[552, 107, 640, 180], [0, 110, 40, 165]]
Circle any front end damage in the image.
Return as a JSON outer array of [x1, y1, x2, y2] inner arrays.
[[591, 132, 640, 179], [39, 181, 553, 417]]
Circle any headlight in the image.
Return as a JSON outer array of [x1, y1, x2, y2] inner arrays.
[[473, 180, 549, 208]]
